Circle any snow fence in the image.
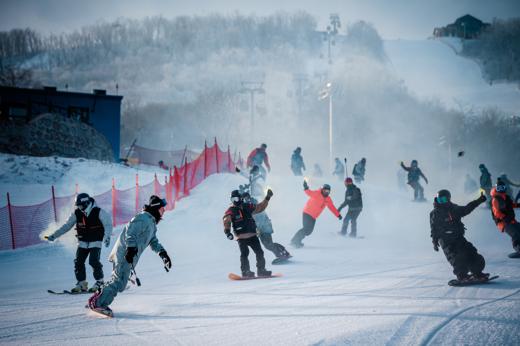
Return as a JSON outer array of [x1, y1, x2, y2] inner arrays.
[[0, 139, 238, 250]]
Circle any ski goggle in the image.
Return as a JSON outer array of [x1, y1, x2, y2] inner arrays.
[[150, 198, 168, 208], [437, 196, 449, 204], [231, 196, 241, 203], [496, 185, 507, 193]]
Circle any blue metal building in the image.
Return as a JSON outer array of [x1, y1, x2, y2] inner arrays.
[[0, 86, 123, 160]]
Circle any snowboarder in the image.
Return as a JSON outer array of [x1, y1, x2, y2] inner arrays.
[[497, 173, 520, 198], [223, 189, 273, 278], [241, 192, 291, 263], [87, 195, 172, 316], [290, 147, 306, 176], [464, 174, 479, 195], [430, 189, 489, 283], [45, 193, 112, 293], [313, 163, 323, 178], [332, 158, 345, 181], [352, 158, 366, 184], [247, 143, 271, 179], [478, 164, 492, 202], [490, 180, 520, 257], [338, 177, 363, 237], [400, 160, 428, 201], [291, 181, 342, 248]]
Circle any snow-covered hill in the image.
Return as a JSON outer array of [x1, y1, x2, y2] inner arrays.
[[0, 156, 519, 345], [385, 38, 520, 114]]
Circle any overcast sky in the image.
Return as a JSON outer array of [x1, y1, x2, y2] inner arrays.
[[1, 0, 519, 39]]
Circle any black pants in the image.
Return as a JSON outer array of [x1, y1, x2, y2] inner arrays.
[[409, 181, 424, 200], [291, 213, 316, 245], [504, 223, 520, 252], [341, 209, 362, 236], [259, 233, 289, 258], [440, 237, 485, 278], [75, 247, 103, 282], [237, 236, 266, 273]]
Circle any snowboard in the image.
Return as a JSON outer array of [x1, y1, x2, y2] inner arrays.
[[508, 252, 520, 258], [448, 275, 499, 287], [48, 289, 90, 295], [272, 256, 292, 265], [228, 273, 282, 281], [85, 305, 114, 318]]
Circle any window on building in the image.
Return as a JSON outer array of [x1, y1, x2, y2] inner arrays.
[[68, 106, 90, 123]]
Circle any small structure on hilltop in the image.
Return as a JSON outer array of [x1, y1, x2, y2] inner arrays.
[[433, 14, 490, 39], [0, 86, 122, 161]]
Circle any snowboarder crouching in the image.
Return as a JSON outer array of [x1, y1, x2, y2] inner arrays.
[[87, 195, 172, 316], [45, 193, 112, 293], [430, 189, 488, 282], [223, 189, 273, 278]]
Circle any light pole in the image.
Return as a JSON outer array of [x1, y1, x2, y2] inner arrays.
[[239, 81, 265, 145], [319, 82, 333, 170]]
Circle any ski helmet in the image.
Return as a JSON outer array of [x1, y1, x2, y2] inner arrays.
[[261, 143, 267, 149], [147, 195, 167, 209], [322, 184, 331, 191], [345, 177, 353, 185], [411, 160, 418, 167], [361, 158, 366, 164], [496, 180, 507, 193], [75, 193, 91, 211], [231, 190, 242, 205], [436, 189, 451, 204], [479, 163, 486, 170]]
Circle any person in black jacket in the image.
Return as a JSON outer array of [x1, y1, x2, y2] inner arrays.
[[338, 177, 363, 237], [223, 189, 273, 278], [430, 189, 488, 282], [352, 158, 366, 184]]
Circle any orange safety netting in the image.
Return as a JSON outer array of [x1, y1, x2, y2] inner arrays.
[[0, 139, 236, 250]]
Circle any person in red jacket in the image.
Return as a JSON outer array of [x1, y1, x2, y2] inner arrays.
[[491, 180, 520, 257], [247, 143, 271, 178], [291, 180, 342, 248]]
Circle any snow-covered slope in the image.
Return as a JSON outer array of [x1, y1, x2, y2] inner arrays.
[[385, 38, 520, 114], [0, 157, 519, 345]]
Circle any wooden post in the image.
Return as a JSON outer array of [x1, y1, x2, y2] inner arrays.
[[6, 193, 15, 249], [51, 186, 58, 223], [111, 178, 116, 227]]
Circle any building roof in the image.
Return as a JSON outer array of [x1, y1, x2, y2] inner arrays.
[[0, 85, 123, 100]]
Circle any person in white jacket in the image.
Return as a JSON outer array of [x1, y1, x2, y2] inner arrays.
[[45, 193, 112, 293], [87, 195, 172, 316]]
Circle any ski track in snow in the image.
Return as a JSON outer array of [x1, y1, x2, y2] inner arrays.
[[0, 165, 519, 345]]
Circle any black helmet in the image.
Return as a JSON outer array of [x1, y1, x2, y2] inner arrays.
[[147, 195, 167, 209], [322, 184, 331, 191], [479, 163, 486, 169], [496, 179, 507, 193], [261, 143, 267, 149], [411, 160, 418, 166], [231, 190, 242, 205], [436, 189, 451, 204], [361, 157, 366, 163], [295, 147, 301, 153], [75, 193, 91, 211]]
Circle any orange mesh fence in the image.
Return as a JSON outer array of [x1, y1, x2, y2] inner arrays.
[[1, 139, 236, 250]]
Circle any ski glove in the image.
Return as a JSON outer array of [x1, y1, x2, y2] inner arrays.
[[104, 237, 111, 248], [478, 193, 487, 203], [266, 189, 273, 201], [125, 247, 138, 263], [338, 214, 343, 221], [303, 180, 309, 190], [225, 230, 234, 240], [44, 235, 55, 242], [159, 250, 172, 271], [433, 240, 440, 252]]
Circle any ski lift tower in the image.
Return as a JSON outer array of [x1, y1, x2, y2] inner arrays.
[[239, 81, 265, 145]]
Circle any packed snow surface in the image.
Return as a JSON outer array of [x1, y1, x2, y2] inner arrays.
[[0, 156, 519, 345], [385, 38, 520, 114]]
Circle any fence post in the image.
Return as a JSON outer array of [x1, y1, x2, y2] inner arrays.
[[111, 178, 116, 227], [6, 193, 15, 250], [51, 186, 58, 223], [135, 174, 139, 214], [215, 137, 220, 173], [183, 158, 189, 196], [204, 140, 208, 178]]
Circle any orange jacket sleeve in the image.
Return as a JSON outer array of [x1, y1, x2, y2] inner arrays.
[[492, 198, 506, 220], [326, 197, 340, 217]]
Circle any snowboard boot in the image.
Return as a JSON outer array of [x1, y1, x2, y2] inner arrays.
[[257, 269, 272, 277], [88, 290, 113, 317], [471, 272, 490, 281], [456, 273, 471, 282], [88, 280, 104, 293], [242, 270, 255, 278], [71, 281, 88, 293]]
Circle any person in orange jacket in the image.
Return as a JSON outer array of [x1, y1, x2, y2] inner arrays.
[[247, 144, 271, 178], [491, 179, 520, 258], [291, 180, 342, 248]]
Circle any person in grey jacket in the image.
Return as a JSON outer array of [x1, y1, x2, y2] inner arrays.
[[87, 195, 172, 316], [45, 193, 112, 293]]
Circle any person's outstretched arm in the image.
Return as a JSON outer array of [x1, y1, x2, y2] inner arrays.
[[454, 194, 486, 218], [45, 212, 76, 241]]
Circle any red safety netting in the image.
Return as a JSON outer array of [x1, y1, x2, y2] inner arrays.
[[1, 139, 237, 250]]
